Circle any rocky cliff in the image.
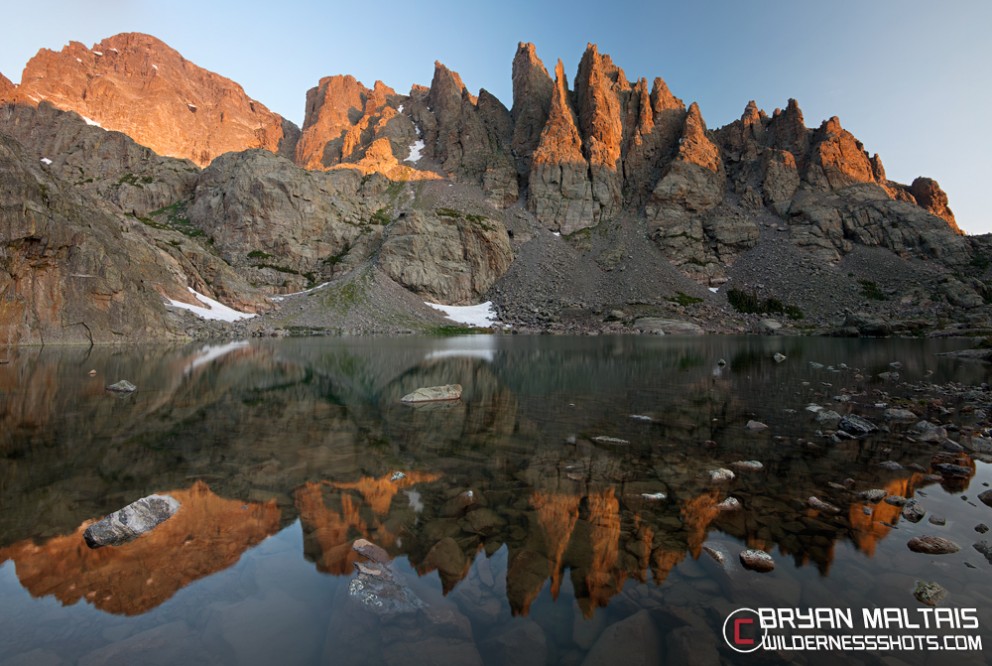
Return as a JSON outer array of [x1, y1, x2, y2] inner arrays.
[[10, 33, 299, 166], [0, 33, 987, 343]]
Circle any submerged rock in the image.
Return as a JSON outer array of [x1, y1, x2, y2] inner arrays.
[[773, 352, 786, 363], [913, 581, 947, 607], [105, 380, 137, 393], [348, 538, 424, 615], [400, 384, 463, 403], [739, 549, 775, 572], [907, 536, 960, 555], [978, 490, 992, 508], [973, 540, 992, 565], [83, 494, 180, 548]]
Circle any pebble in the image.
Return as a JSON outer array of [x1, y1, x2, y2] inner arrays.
[[745, 420, 768, 431], [878, 461, 903, 471], [978, 490, 992, 508], [739, 549, 775, 572], [773, 353, 786, 363], [885, 495, 908, 507], [976, 524, 990, 534], [929, 515, 947, 526], [907, 536, 960, 555]]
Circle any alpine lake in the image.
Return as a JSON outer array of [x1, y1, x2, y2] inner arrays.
[[1, 335, 991, 665]]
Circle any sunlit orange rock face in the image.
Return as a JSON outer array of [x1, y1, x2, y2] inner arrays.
[[0, 72, 14, 100], [297, 76, 397, 170], [15, 33, 299, 166], [0, 481, 280, 615]]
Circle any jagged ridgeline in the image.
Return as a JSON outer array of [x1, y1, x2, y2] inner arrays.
[[0, 34, 988, 344]]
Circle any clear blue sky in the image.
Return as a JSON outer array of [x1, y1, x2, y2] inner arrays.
[[3, 0, 990, 234]]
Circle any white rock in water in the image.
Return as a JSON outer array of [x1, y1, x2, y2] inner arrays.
[[745, 420, 768, 431], [83, 494, 180, 548], [709, 468, 736, 483], [593, 436, 630, 445], [400, 384, 462, 402], [773, 352, 786, 363], [808, 496, 841, 514], [106, 380, 137, 392], [717, 497, 742, 511]]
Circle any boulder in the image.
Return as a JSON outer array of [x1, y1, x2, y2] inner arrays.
[[906, 536, 960, 555], [83, 494, 180, 548]]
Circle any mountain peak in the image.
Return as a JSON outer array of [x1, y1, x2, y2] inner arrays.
[[15, 32, 298, 166]]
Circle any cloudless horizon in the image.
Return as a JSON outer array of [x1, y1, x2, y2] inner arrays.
[[3, 0, 990, 234]]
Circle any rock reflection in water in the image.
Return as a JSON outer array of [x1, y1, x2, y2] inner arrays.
[[0, 481, 280, 615], [0, 336, 990, 664]]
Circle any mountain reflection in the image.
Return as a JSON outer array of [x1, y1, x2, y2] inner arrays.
[[0, 482, 280, 615], [0, 335, 986, 618]]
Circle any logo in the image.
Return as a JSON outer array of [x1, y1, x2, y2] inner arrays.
[[723, 608, 766, 653]]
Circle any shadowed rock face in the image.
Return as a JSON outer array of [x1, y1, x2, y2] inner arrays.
[[1, 33, 982, 343], [13, 33, 299, 166]]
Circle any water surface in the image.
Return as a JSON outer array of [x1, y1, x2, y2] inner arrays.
[[1, 335, 990, 664]]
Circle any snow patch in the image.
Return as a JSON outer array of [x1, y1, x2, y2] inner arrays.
[[397, 104, 404, 113], [187, 341, 249, 372], [40, 157, 52, 165], [75, 58, 82, 64], [81, 115, 102, 128], [187, 103, 197, 112], [552, 231, 561, 237], [708, 287, 719, 293], [109, 48, 119, 54], [152, 64, 158, 71], [425, 301, 497, 328], [166, 287, 255, 322], [93, 51, 103, 57], [406, 139, 424, 163], [268, 282, 330, 302]]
